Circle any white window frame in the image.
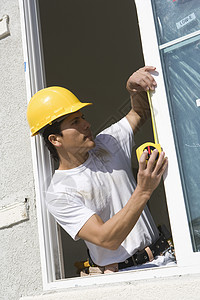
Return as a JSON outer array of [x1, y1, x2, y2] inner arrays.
[[19, 0, 65, 287], [135, 0, 200, 268], [19, 0, 200, 292]]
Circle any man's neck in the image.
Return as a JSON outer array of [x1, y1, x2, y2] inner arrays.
[[58, 152, 89, 170]]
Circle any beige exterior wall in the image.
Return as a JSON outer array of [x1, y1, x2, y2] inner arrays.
[[0, 1, 42, 299], [20, 274, 200, 300]]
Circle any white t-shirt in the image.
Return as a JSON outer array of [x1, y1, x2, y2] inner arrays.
[[46, 117, 159, 266]]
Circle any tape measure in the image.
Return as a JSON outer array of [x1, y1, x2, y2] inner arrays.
[[136, 90, 161, 161]]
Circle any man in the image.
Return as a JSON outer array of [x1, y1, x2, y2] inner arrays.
[[27, 66, 175, 274]]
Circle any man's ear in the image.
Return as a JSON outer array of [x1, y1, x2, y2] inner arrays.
[[48, 134, 62, 147]]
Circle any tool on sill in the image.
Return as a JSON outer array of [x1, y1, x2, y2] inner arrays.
[[136, 90, 162, 162]]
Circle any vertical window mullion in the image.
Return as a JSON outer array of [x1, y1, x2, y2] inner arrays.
[[135, 0, 195, 266]]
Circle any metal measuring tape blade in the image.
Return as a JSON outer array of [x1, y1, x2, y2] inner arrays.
[[136, 90, 161, 162]]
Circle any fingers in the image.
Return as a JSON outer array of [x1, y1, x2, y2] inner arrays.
[[155, 152, 168, 176], [137, 69, 157, 91], [147, 149, 168, 175], [140, 66, 156, 72], [146, 149, 159, 171], [137, 148, 168, 196], [139, 150, 148, 170], [127, 66, 157, 93]]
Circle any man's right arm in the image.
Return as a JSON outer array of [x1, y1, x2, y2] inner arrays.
[[77, 149, 168, 250]]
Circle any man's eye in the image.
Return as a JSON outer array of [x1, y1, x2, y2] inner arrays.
[[82, 115, 85, 120], [72, 119, 78, 125]]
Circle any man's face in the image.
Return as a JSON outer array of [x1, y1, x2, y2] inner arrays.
[[57, 110, 95, 156]]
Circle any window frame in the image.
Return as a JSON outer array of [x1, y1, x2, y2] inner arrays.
[[19, 0, 200, 291], [135, 0, 200, 265], [19, 0, 65, 287]]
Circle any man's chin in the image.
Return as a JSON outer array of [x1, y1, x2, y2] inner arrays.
[[88, 140, 96, 150]]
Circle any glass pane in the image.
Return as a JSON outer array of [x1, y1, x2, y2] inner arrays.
[[152, 0, 200, 44], [163, 38, 200, 251], [152, 0, 200, 251]]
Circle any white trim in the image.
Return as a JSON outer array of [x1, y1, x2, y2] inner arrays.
[[45, 264, 200, 291], [159, 29, 200, 50], [0, 15, 10, 39], [0, 201, 28, 229], [135, 0, 200, 266], [18, 0, 64, 289], [19, 0, 49, 288]]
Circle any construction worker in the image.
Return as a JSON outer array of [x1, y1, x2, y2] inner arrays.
[[27, 66, 175, 274]]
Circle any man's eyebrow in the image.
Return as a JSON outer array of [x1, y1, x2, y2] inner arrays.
[[70, 114, 83, 122]]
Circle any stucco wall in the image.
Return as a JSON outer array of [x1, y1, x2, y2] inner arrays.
[[20, 273, 200, 300], [0, 0, 43, 299]]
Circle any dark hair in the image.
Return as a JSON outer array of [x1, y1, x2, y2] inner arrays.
[[41, 120, 63, 162]]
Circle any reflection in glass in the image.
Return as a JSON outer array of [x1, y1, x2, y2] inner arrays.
[[152, 0, 200, 44], [163, 39, 200, 251], [152, 0, 200, 251]]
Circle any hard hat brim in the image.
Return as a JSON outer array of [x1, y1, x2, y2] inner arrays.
[[31, 101, 92, 136]]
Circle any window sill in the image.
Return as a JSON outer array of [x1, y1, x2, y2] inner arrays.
[[45, 263, 200, 291]]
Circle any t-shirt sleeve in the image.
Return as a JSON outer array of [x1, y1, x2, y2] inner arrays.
[[96, 117, 135, 159], [46, 191, 96, 241]]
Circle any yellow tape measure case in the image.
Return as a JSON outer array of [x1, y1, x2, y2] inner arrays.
[[136, 142, 162, 162]]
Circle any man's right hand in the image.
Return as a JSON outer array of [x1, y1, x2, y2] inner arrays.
[[137, 149, 168, 198]]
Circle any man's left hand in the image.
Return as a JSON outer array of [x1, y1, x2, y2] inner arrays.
[[126, 66, 157, 94]]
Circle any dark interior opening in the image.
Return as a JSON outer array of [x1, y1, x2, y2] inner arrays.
[[38, 0, 171, 278]]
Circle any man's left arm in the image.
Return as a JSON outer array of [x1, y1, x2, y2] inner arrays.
[[126, 66, 157, 134]]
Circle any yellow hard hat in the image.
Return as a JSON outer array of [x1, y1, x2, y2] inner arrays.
[[27, 86, 92, 136]]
